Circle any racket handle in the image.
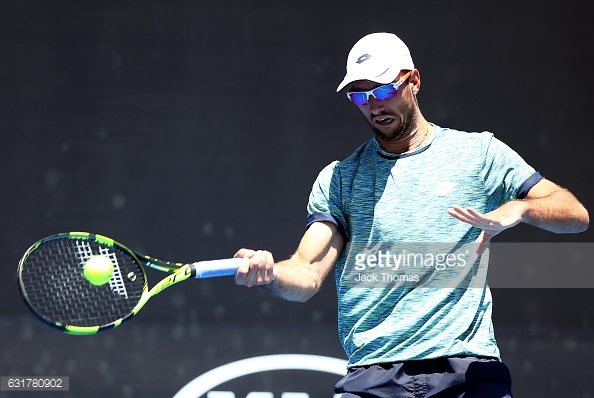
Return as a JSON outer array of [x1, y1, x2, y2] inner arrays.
[[192, 257, 244, 278]]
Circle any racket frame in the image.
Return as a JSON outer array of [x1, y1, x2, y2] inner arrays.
[[17, 232, 241, 335]]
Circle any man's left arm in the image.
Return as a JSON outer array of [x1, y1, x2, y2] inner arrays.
[[448, 178, 589, 253]]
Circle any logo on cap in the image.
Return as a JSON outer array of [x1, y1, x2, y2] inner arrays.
[[356, 54, 371, 64]]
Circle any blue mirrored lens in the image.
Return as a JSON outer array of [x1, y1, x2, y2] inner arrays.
[[373, 85, 398, 101], [347, 83, 399, 105], [349, 92, 368, 105]]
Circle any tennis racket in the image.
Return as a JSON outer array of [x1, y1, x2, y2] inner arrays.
[[17, 232, 244, 335]]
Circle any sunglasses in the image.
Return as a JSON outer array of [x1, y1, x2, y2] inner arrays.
[[346, 71, 412, 106]]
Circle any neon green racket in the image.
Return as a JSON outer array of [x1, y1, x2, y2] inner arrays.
[[17, 232, 243, 335]]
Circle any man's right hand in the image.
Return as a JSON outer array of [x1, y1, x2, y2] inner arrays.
[[234, 248, 276, 287], [233, 221, 343, 302]]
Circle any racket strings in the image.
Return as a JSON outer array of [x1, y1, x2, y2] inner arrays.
[[19, 238, 145, 328], [97, 246, 128, 299], [73, 240, 129, 298]]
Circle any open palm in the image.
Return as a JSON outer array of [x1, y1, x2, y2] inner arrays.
[[447, 203, 525, 254]]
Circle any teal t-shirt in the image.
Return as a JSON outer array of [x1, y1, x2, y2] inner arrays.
[[306, 125, 541, 367]]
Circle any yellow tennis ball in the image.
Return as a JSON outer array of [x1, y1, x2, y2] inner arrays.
[[83, 255, 114, 286]]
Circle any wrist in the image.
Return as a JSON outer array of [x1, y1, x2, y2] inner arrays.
[[517, 199, 530, 219]]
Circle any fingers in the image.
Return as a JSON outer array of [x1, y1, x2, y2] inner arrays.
[[447, 205, 475, 224], [466, 207, 496, 227], [448, 205, 495, 228], [234, 248, 276, 287], [475, 231, 490, 255], [449, 206, 496, 254], [234, 248, 256, 259]]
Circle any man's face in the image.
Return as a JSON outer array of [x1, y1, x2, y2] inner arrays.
[[347, 71, 417, 143]]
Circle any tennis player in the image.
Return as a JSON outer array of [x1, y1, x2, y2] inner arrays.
[[235, 33, 589, 397]]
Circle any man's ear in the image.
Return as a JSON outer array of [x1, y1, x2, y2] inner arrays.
[[409, 69, 421, 95]]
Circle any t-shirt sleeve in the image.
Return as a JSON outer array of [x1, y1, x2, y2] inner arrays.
[[482, 134, 543, 208], [306, 161, 348, 239]]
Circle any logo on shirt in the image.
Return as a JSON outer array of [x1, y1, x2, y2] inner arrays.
[[432, 181, 458, 196]]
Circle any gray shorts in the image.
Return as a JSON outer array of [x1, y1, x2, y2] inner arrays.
[[335, 356, 513, 398]]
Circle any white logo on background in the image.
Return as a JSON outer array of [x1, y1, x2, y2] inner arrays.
[[432, 181, 457, 196], [173, 354, 347, 398]]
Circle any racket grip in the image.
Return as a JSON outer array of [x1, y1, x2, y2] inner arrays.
[[192, 257, 244, 278]]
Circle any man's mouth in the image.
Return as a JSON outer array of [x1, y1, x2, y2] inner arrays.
[[373, 116, 395, 126]]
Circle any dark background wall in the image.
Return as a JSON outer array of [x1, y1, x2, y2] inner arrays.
[[1, 1, 593, 397]]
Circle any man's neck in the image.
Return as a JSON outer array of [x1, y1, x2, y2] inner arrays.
[[376, 118, 432, 154]]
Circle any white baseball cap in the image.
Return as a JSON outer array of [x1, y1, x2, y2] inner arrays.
[[336, 32, 415, 92]]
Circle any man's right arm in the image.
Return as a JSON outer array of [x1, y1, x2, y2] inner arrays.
[[234, 221, 344, 302]]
